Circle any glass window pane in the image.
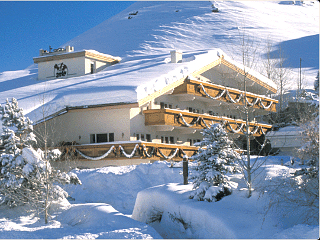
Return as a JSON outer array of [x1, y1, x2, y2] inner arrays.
[[109, 133, 114, 142], [97, 133, 108, 143]]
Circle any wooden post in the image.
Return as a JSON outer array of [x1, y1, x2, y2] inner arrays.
[[183, 156, 188, 185]]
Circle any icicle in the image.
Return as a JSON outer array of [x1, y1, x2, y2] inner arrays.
[[75, 146, 115, 161]]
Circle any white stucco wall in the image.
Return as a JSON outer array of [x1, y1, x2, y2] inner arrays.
[[37, 57, 86, 80], [37, 56, 110, 80], [35, 106, 131, 146], [84, 58, 108, 74]]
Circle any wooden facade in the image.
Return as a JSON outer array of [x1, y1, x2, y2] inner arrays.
[[172, 79, 278, 112], [144, 108, 272, 137], [59, 141, 198, 162]]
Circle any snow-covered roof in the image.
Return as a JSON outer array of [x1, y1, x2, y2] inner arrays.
[[266, 125, 303, 137], [0, 1, 318, 123], [33, 49, 122, 63]]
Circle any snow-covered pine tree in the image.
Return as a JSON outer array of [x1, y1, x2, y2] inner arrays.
[[0, 98, 36, 204], [0, 98, 36, 149], [0, 98, 81, 219], [189, 123, 240, 202], [294, 113, 319, 188]]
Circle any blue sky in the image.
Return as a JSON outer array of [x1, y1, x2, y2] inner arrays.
[[0, 1, 134, 73]]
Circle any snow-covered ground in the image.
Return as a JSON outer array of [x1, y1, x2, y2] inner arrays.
[[0, 158, 318, 239]]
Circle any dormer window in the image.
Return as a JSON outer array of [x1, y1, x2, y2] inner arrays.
[[33, 46, 121, 80]]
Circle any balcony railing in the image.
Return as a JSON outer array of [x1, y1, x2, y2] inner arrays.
[[58, 141, 199, 162], [144, 108, 272, 137], [172, 79, 278, 112]]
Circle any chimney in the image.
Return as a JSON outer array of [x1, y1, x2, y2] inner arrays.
[[170, 50, 182, 63], [65, 46, 74, 53], [39, 49, 45, 56]]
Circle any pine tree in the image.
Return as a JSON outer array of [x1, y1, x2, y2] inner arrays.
[[0, 98, 36, 149], [0, 98, 81, 221], [189, 123, 240, 202], [295, 115, 319, 180]]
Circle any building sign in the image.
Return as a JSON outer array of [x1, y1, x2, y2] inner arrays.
[[54, 63, 68, 78]]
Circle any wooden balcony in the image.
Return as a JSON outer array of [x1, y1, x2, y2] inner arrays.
[[172, 78, 278, 112], [58, 141, 199, 162], [144, 108, 272, 137]]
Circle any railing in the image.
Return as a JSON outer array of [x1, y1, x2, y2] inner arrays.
[[172, 79, 278, 112], [144, 108, 272, 137], [57, 141, 199, 162]]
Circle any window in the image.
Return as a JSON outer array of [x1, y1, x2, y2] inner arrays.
[[141, 134, 145, 141], [188, 138, 201, 146], [109, 133, 114, 142], [97, 133, 108, 143], [136, 133, 151, 142], [146, 134, 151, 142], [90, 133, 114, 143], [160, 102, 173, 109], [161, 136, 174, 144], [90, 62, 95, 74]]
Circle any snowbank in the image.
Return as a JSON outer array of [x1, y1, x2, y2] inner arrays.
[[131, 157, 319, 239], [56, 203, 161, 239], [0, 202, 161, 239], [64, 161, 187, 214]]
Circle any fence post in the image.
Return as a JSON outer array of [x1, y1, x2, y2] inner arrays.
[[183, 156, 188, 185]]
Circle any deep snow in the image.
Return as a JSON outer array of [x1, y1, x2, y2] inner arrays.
[[0, 158, 318, 239]]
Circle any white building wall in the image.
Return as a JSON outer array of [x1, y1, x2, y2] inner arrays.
[[36, 106, 131, 146], [37, 57, 86, 80], [84, 58, 108, 74]]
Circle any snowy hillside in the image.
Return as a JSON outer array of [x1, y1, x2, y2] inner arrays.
[[0, 1, 318, 123]]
